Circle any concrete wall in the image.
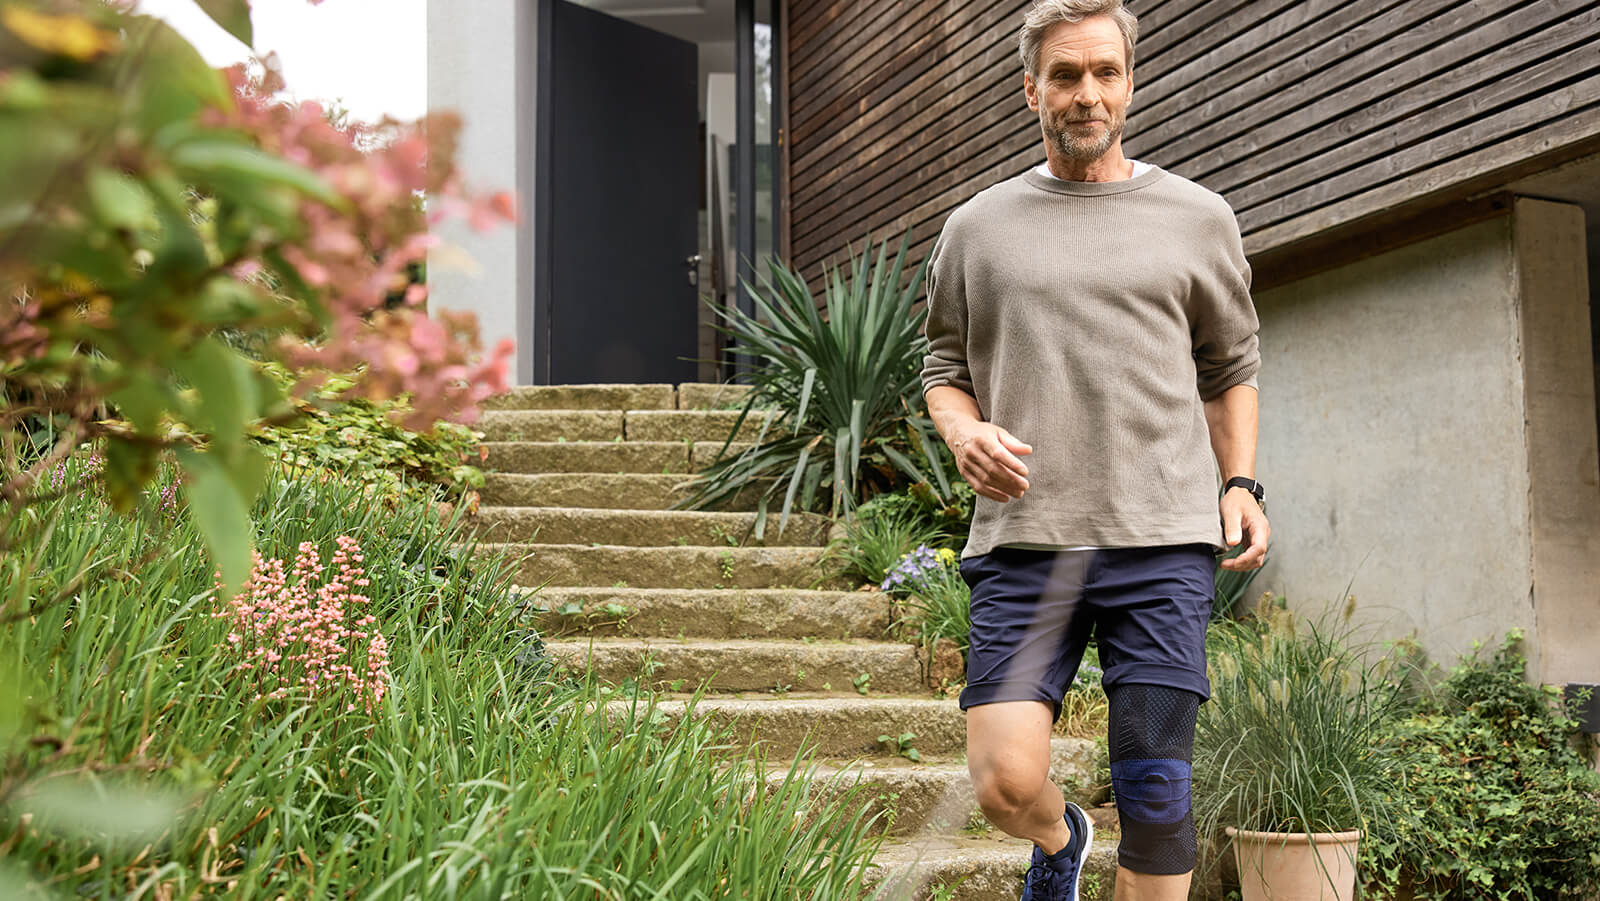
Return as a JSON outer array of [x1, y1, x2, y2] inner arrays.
[[1253, 199, 1599, 689], [426, 0, 536, 384]]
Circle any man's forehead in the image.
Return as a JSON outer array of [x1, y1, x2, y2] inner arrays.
[[1039, 18, 1126, 66]]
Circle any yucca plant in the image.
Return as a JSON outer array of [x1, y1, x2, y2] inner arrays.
[[675, 231, 958, 541]]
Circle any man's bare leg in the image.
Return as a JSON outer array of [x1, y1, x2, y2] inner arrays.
[[1114, 868, 1191, 900], [966, 700, 1073, 854]]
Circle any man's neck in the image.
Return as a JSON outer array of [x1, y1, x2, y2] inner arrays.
[[1044, 144, 1133, 182]]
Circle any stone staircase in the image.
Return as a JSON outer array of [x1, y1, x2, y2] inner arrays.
[[471, 383, 1123, 901]]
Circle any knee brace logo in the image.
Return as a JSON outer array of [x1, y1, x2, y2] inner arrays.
[[1110, 758, 1191, 825]]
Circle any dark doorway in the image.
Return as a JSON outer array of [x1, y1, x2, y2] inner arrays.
[[537, 0, 700, 385]]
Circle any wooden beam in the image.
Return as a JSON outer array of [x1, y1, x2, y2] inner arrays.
[[1242, 120, 1600, 257]]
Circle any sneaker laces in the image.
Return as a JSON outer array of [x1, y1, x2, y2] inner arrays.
[[1024, 859, 1070, 899]]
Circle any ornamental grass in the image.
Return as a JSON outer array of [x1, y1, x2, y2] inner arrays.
[[1, 457, 888, 898]]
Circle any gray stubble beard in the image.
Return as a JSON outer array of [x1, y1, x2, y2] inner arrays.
[[1044, 110, 1124, 162]]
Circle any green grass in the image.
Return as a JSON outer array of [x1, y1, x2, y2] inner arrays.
[[1, 457, 892, 898]]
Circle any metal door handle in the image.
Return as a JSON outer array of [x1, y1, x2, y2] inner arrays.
[[685, 254, 702, 287]]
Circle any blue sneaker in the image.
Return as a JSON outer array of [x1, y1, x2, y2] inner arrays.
[[1020, 801, 1094, 901]]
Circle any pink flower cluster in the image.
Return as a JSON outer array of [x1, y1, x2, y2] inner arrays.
[[156, 478, 178, 513], [216, 536, 390, 714], [207, 57, 515, 428], [49, 451, 104, 491]]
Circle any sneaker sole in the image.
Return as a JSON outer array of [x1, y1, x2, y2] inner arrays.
[[1065, 800, 1095, 900]]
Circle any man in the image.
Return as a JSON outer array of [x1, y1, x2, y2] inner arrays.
[[919, 2, 1270, 899]]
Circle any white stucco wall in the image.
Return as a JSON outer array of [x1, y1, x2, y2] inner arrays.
[[1253, 203, 1599, 687], [426, 0, 534, 384]]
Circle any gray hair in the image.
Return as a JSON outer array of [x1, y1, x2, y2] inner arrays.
[[1018, 0, 1140, 79]]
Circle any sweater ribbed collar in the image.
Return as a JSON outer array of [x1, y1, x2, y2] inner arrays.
[[1022, 163, 1166, 197]]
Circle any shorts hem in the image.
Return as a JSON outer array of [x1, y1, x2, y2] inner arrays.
[[958, 682, 1065, 722], [1102, 664, 1210, 702]]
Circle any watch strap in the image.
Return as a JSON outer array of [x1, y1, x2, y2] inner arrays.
[[1224, 476, 1265, 503]]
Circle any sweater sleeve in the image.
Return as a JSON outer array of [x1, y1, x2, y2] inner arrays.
[[1192, 205, 1261, 402], [921, 223, 976, 397]]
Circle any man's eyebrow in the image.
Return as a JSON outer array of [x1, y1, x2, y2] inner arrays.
[[1046, 55, 1124, 73]]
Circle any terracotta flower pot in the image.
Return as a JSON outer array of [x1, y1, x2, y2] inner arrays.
[[1225, 826, 1362, 901]]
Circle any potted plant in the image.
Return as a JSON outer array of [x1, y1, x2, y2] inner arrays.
[[1191, 596, 1416, 901]]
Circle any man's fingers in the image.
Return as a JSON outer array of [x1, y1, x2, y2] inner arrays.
[[997, 429, 1033, 456], [961, 460, 1026, 501], [969, 447, 1027, 496], [1240, 518, 1270, 566], [1228, 516, 1270, 569], [955, 430, 1034, 501], [1222, 508, 1243, 547], [996, 450, 1029, 478]]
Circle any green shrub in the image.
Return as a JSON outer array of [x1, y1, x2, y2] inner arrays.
[[1, 463, 887, 898], [253, 364, 487, 499], [862, 479, 975, 549], [676, 232, 958, 538], [1363, 629, 1600, 900], [825, 500, 950, 589]]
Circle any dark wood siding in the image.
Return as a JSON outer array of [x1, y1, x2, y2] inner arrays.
[[787, 0, 1600, 282]]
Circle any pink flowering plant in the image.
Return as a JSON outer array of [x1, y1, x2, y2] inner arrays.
[[0, 0, 514, 599], [217, 536, 390, 715]]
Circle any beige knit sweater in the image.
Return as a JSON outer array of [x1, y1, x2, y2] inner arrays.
[[920, 165, 1260, 559]]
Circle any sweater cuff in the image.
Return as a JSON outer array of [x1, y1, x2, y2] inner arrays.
[[922, 358, 975, 397], [1197, 357, 1259, 402]]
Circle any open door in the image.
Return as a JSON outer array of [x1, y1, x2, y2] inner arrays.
[[539, 0, 699, 385]]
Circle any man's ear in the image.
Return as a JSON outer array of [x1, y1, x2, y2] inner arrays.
[[1024, 72, 1039, 112]]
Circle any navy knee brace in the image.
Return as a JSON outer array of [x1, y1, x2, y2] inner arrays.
[[1107, 683, 1201, 875]]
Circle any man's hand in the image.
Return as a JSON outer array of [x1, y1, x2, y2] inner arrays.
[[1218, 487, 1269, 571], [950, 423, 1033, 502]]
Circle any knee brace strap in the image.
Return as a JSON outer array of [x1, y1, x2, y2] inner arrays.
[[1109, 758, 1192, 824], [1107, 683, 1202, 875]]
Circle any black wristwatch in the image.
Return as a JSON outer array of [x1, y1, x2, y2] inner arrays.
[[1224, 476, 1265, 505]]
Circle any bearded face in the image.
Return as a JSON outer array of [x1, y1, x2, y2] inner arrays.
[[1040, 102, 1124, 162], [1025, 16, 1135, 170]]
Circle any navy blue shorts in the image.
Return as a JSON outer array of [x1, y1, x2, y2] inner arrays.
[[958, 544, 1215, 721]]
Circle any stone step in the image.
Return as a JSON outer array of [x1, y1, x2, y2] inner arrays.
[[482, 441, 756, 475], [625, 696, 969, 758], [524, 586, 890, 639], [487, 543, 849, 589], [479, 473, 774, 511], [677, 382, 753, 409], [546, 637, 924, 693], [483, 384, 676, 411], [479, 410, 624, 442], [766, 738, 1098, 837], [865, 835, 1121, 901], [472, 506, 832, 546], [624, 409, 779, 443]]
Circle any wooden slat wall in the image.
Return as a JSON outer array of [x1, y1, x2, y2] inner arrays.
[[786, 0, 1600, 282]]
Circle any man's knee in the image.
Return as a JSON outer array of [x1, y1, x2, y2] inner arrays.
[[966, 700, 1055, 822], [1107, 683, 1202, 875], [970, 761, 1049, 821]]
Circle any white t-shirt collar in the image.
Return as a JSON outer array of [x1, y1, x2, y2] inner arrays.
[[1035, 159, 1152, 181]]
